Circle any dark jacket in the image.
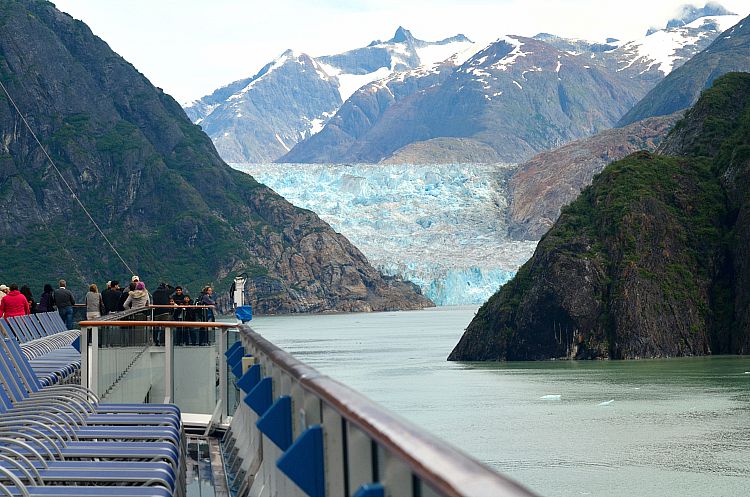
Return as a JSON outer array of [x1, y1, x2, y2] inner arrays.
[[152, 285, 170, 306], [52, 287, 75, 309], [101, 288, 122, 314], [39, 291, 54, 312], [117, 289, 130, 312]]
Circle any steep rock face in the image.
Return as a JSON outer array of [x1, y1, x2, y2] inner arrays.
[[508, 113, 682, 240], [186, 27, 473, 163], [287, 36, 644, 164], [0, 0, 432, 313], [187, 51, 341, 163], [281, 57, 464, 163], [618, 14, 750, 125], [449, 73, 750, 361]]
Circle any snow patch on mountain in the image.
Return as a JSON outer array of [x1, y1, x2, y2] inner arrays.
[[613, 14, 741, 75], [318, 62, 393, 103], [233, 163, 537, 305], [492, 36, 530, 70], [416, 39, 475, 67]]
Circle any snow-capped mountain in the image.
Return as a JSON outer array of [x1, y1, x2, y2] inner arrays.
[[184, 27, 473, 163], [601, 13, 740, 84], [619, 12, 750, 125], [662, 0, 735, 31], [284, 4, 741, 165], [281, 51, 474, 163], [285, 35, 644, 164], [185, 50, 341, 163]]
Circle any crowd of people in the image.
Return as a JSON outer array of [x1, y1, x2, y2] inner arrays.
[[0, 276, 219, 335]]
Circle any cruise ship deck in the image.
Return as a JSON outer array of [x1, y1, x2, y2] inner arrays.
[[0, 306, 537, 497]]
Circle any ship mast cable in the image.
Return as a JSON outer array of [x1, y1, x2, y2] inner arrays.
[[0, 79, 136, 276]]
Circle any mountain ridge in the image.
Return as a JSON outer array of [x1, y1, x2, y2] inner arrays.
[[618, 13, 750, 125], [283, 34, 645, 164], [0, 0, 432, 313], [184, 27, 474, 163]]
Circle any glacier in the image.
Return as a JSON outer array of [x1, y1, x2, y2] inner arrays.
[[233, 163, 537, 305]]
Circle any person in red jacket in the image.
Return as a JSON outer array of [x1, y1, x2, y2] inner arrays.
[[0, 283, 30, 317]]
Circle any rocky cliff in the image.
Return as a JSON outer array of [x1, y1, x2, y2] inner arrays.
[[618, 14, 750, 126], [0, 0, 432, 313], [508, 113, 682, 240], [449, 72, 750, 360]]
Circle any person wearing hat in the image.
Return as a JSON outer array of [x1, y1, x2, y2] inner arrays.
[[124, 281, 150, 309], [0, 284, 8, 304], [131, 275, 140, 283]]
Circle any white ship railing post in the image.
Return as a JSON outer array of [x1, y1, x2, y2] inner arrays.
[[90, 325, 98, 396], [80, 326, 89, 390], [218, 327, 228, 423], [164, 326, 173, 403]]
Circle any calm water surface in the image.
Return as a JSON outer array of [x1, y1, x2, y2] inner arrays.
[[249, 306, 750, 497]]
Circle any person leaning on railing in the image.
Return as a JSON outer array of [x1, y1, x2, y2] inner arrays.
[[124, 281, 151, 309], [84, 283, 105, 320], [197, 285, 217, 346], [101, 279, 122, 314], [53, 279, 76, 330], [38, 283, 54, 312]]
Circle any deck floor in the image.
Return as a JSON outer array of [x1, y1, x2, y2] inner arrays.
[[185, 436, 229, 497]]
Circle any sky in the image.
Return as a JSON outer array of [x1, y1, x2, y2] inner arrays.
[[52, 0, 750, 104]]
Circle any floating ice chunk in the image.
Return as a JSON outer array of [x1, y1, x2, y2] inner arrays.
[[597, 399, 615, 406], [540, 394, 561, 400]]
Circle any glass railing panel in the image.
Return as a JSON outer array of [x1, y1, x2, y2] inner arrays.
[[171, 325, 218, 414], [80, 312, 237, 423], [94, 311, 151, 403]]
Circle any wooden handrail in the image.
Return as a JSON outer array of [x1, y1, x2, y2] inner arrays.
[[79, 320, 238, 328], [240, 325, 538, 497]]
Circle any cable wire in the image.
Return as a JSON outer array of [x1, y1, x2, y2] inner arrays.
[[0, 78, 136, 276]]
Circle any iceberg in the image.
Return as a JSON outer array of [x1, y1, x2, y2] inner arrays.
[[233, 163, 537, 305]]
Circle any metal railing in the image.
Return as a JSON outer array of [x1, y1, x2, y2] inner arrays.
[[238, 325, 538, 497], [78, 319, 239, 423], [73, 316, 536, 497]]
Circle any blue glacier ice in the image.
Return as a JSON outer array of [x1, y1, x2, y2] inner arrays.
[[233, 163, 537, 305]]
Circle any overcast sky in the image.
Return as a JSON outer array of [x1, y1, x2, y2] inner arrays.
[[52, 0, 750, 104]]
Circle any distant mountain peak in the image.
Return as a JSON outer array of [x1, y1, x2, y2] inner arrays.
[[666, 1, 735, 29], [390, 26, 415, 43], [437, 33, 472, 44]]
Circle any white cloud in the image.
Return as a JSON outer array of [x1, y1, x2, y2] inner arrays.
[[52, 0, 750, 103]]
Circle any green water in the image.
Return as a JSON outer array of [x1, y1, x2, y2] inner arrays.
[[249, 306, 750, 497]]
